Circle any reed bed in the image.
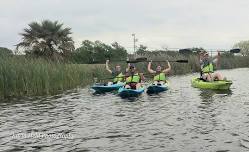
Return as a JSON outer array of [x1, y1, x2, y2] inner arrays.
[[0, 56, 107, 98]]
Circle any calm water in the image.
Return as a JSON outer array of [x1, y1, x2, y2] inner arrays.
[[1, 68, 249, 152]]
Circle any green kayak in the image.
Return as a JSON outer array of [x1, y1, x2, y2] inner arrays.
[[191, 77, 232, 90]]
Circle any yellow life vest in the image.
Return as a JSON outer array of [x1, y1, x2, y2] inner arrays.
[[126, 73, 140, 83], [202, 63, 214, 73], [113, 72, 124, 83], [153, 72, 166, 81]]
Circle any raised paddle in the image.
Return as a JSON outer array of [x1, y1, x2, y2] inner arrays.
[[91, 57, 148, 64], [179, 48, 241, 54], [127, 59, 188, 63]]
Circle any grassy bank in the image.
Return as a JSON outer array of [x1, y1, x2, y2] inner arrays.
[[0, 56, 107, 98], [0, 54, 249, 99]]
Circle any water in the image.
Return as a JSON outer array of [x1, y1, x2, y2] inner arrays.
[[1, 68, 249, 152]]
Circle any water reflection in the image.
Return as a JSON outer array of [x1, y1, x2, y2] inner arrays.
[[199, 89, 232, 102]]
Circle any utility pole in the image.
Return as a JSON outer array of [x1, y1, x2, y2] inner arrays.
[[132, 33, 138, 55]]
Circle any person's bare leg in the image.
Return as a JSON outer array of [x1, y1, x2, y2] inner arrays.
[[217, 72, 224, 80], [213, 72, 224, 80], [136, 83, 141, 89], [125, 84, 130, 89], [160, 81, 165, 85], [203, 74, 212, 82]]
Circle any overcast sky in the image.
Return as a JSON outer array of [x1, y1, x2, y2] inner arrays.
[[1, 0, 249, 52]]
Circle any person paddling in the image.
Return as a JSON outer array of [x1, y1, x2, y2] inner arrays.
[[124, 64, 144, 90], [147, 60, 171, 85], [105, 60, 125, 85], [199, 51, 225, 81]]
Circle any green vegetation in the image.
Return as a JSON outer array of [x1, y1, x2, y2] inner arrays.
[[71, 40, 128, 64], [0, 56, 107, 98], [16, 20, 74, 60], [0, 47, 13, 57], [233, 40, 249, 56]]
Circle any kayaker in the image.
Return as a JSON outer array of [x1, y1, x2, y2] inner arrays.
[[105, 60, 125, 85], [199, 51, 225, 81], [147, 60, 171, 85], [124, 64, 145, 90]]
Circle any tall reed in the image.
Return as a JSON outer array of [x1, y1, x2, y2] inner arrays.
[[0, 56, 107, 98]]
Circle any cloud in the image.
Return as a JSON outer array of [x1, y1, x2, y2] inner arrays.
[[1, 0, 249, 51]]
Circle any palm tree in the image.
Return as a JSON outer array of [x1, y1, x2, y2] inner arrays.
[[16, 20, 74, 59]]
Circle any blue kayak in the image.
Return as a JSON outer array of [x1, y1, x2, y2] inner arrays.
[[146, 83, 169, 94], [118, 87, 145, 98], [91, 83, 124, 93]]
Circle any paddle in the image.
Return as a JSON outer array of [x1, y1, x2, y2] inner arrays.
[[127, 59, 188, 63], [91, 57, 148, 64], [179, 48, 241, 54]]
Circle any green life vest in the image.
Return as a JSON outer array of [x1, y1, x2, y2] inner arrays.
[[113, 72, 124, 83], [153, 72, 166, 81], [126, 73, 140, 83], [202, 63, 214, 73]]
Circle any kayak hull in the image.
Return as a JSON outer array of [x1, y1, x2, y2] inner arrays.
[[146, 83, 169, 94], [91, 83, 124, 93], [118, 87, 145, 98], [191, 77, 232, 90]]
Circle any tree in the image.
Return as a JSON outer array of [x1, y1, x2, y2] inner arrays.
[[233, 41, 249, 56], [109, 42, 127, 60], [16, 20, 74, 60], [136, 44, 148, 55], [0, 47, 13, 57], [72, 40, 128, 64]]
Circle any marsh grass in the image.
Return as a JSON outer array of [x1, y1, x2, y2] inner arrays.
[[0, 56, 107, 98]]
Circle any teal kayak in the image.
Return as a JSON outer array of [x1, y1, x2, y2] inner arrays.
[[91, 83, 124, 93], [118, 87, 145, 98], [146, 82, 169, 94], [191, 77, 232, 90]]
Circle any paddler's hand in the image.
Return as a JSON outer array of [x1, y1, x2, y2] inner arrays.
[[167, 60, 170, 65], [217, 51, 221, 56]]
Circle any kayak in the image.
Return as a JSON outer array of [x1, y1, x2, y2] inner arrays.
[[191, 77, 232, 90], [118, 87, 145, 98], [91, 83, 124, 93], [146, 82, 169, 94]]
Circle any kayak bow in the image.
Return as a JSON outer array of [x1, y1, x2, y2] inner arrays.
[[146, 82, 169, 94], [191, 77, 232, 90], [118, 87, 145, 98], [91, 83, 124, 93]]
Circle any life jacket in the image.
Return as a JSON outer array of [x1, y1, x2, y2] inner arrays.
[[126, 73, 140, 83], [153, 72, 166, 81], [202, 62, 214, 73], [113, 72, 124, 83]]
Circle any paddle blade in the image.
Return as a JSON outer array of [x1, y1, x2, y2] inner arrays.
[[126, 57, 148, 63], [230, 48, 240, 53], [175, 60, 188, 63]]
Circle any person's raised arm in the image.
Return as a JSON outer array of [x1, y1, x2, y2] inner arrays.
[[216, 51, 221, 67], [126, 63, 131, 72], [162, 60, 171, 73], [105, 60, 112, 74], [147, 61, 156, 74]]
